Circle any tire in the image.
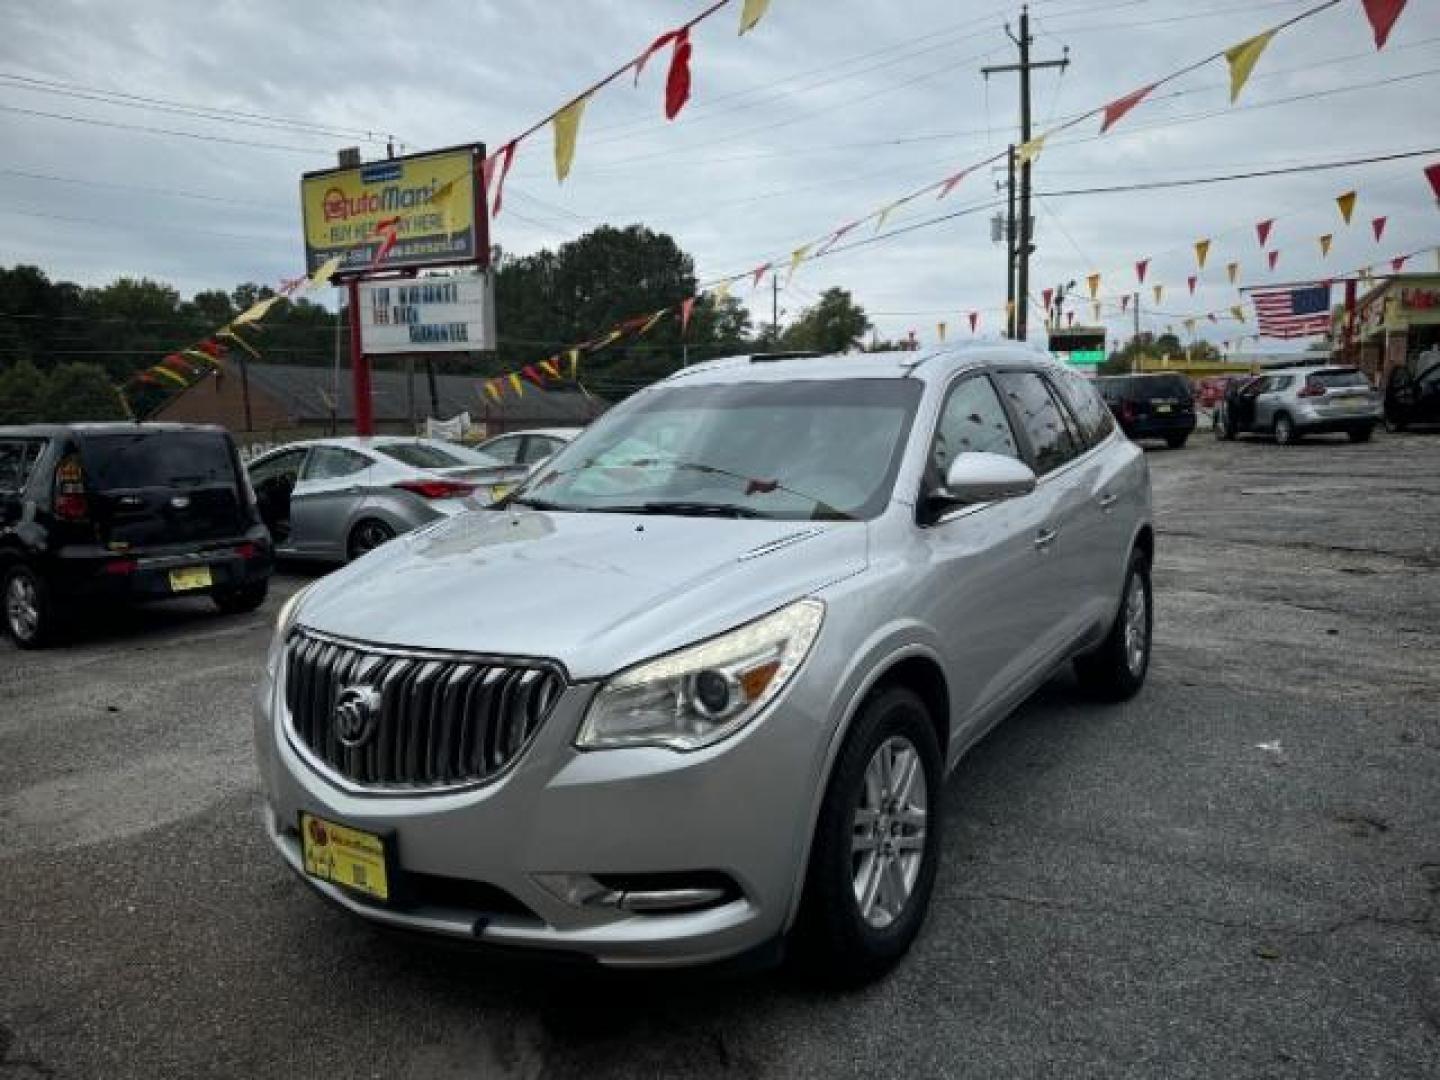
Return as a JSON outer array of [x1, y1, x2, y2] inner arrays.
[[346, 519, 396, 562], [1165, 434, 1189, 449], [1073, 548, 1152, 702], [792, 686, 943, 986], [1346, 426, 1374, 444], [3, 564, 62, 649], [212, 581, 268, 615], [1273, 413, 1298, 446], [1215, 412, 1236, 441], [1383, 410, 1407, 434]]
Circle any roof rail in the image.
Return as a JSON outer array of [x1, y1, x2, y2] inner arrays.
[[748, 351, 825, 363]]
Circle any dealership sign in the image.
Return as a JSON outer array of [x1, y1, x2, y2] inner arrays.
[[301, 144, 484, 274], [358, 271, 496, 354]]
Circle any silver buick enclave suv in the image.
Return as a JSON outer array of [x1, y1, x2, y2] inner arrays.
[[254, 344, 1153, 982]]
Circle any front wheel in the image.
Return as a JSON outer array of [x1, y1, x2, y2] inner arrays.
[[1074, 549, 1152, 702], [1165, 433, 1189, 449], [1346, 425, 1374, 444], [792, 686, 942, 986], [1383, 410, 1407, 434], [4, 564, 63, 649], [213, 581, 268, 615]]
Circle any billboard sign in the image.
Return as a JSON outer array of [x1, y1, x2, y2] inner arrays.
[[301, 144, 484, 275], [1049, 326, 1107, 368], [358, 271, 496, 354]]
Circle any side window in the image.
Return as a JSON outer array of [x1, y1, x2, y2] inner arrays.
[[519, 437, 557, 465], [1051, 372, 1115, 450], [301, 447, 370, 481], [0, 438, 43, 493], [1269, 376, 1293, 392], [931, 375, 1021, 478], [993, 371, 1081, 476], [483, 436, 523, 465], [248, 448, 307, 488]]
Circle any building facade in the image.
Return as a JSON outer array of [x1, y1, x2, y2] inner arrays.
[[1338, 273, 1440, 385]]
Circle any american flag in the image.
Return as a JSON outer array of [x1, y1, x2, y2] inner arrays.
[[1250, 283, 1333, 339]]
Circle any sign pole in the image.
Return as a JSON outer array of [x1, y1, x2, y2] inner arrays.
[[347, 278, 374, 436]]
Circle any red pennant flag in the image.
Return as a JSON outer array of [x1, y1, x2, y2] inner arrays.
[[634, 30, 680, 84], [751, 263, 771, 288], [1267, 250, 1280, 271], [680, 296, 697, 335], [664, 29, 693, 119], [521, 364, 546, 388], [1187, 275, 1197, 296], [1372, 216, 1388, 242], [483, 140, 518, 217], [161, 355, 194, 375], [938, 168, 971, 199], [968, 311, 978, 333], [1042, 287, 1054, 311], [196, 339, 221, 358], [1426, 162, 1440, 201], [1256, 219, 1275, 247], [1362, 0, 1408, 50], [1135, 259, 1150, 284], [818, 222, 858, 255], [1392, 255, 1408, 273], [1100, 84, 1156, 134]]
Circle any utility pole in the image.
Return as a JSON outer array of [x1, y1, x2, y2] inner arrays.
[[1006, 145, 1017, 339], [983, 7, 1068, 342], [771, 274, 780, 346], [1132, 291, 1141, 374]]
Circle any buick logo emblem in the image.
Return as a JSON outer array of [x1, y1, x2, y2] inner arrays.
[[333, 686, 381, 748]]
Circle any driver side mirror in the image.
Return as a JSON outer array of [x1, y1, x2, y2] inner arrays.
[[928, 452, 1037, 519]]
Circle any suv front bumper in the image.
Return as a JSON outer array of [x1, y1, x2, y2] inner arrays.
[[253, 661, 829, 968]]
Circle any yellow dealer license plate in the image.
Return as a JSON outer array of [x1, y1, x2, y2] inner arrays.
[[168, 566, 212, 592], [489, 484, 513, 503], [301, 814, 391, 902]]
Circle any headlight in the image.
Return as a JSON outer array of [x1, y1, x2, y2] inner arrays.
[[576, 598, 824, 752]]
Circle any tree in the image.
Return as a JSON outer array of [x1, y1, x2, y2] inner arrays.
[[780, 288, 871, 354], [0, 357, 49, 423], [41, 362, 129, 421]]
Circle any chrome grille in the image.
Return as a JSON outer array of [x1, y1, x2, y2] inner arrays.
[[282, 629, 563, 790]]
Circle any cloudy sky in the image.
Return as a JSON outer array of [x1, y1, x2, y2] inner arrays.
[[2, 0, 1437, 352]]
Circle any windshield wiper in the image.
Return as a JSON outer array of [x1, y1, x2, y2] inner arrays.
[[617, 501, 767, 519]]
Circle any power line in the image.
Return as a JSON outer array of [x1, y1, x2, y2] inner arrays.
[[0, 103, 335, 155]]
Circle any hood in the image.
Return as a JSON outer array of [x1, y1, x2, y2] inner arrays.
[[296, 509, 868, 679]]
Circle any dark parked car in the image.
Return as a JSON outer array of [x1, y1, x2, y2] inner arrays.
[[0, 423, 272, 648], [1383, 347, 1440, 431], [1094, 373, 1197, 448]]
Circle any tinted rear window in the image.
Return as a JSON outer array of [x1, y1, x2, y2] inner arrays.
[[1311, 369, 1367, 389], [377, 442, 465, 469], [1137, 375, 1191, 399], [80, 433, 238, 491]]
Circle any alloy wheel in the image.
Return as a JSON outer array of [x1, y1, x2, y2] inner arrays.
[[851, 735, 928, 930], [1123, 572, 1149, 676], [350, 521, 395, 559], [6, 573, 40, 641]]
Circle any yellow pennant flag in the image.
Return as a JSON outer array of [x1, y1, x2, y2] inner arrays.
[[508, 373, 524, 397], [153, 366, 188, 387], [552, 95, 590, 183], [484, 380, 501, 402], [1016, 134, 1046, 167], [234, 295, 281, 325], [739, 0, 771, 34], [874, 201, 901, 233], [180, 349, 217, 369], [937, 322, 947, 343], [539, 358, 561, 379], [1195, 239, 1211, 269], [1319, 234, 1333, 258], [710, 279, 732, 304], [1336, 191, 1357, 224], [567, 348, 581, 378], [1227, 261, 1239, 285], [1153, 284, 1164, 304], [786, 243, 812, 285], [307, 255, 342, 289], [1225, 29, 1277, 104], [1231, 305, 1245, 323], [638, 309, 667, 336], [1087, 273, 1100, 299], [217, 327, 259, 359]]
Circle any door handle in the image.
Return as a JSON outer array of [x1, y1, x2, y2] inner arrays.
[[1034, 527, 1058, 550], [1097, 492, 1118, 511]]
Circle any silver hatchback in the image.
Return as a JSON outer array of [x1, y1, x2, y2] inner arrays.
[[253, 344, 1153, 981]]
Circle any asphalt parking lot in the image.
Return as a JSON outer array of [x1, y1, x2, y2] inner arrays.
[[3, 429, 1438, 1080]]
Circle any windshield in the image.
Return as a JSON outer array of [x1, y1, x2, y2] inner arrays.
[[377, 441, 499, 469], [515, 378, 922, 520], [80, 433, 238, 491]]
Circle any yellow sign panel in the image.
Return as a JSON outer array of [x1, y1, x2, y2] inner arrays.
[[300, 145, 482, 275]]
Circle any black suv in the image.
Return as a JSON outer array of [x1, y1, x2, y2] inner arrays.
[[0, 423, 272, 647], [1094, 373, 1197, 448], [1383, 348, 1440, 431]]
